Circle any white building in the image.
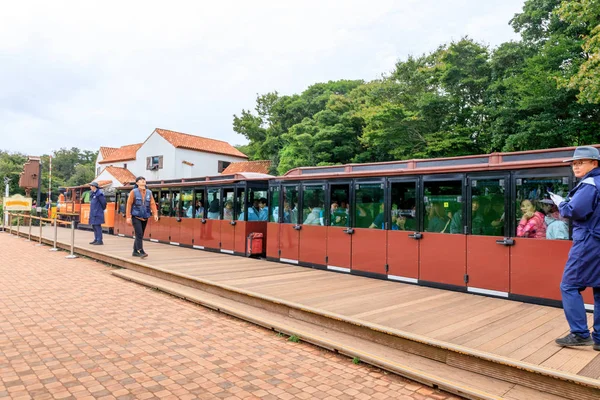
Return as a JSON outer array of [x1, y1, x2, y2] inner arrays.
[[95, 128, 248, 185]]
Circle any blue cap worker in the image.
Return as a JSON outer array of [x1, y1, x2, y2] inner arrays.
[[553, 146, 600, 349], [88, 182, 107, 245]]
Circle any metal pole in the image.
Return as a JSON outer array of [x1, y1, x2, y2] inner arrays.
[[8, 213, 13, 236], [65, 221, 77, 259], [16, 214, 20, 238], [27, 215, 32, 241], [49, 218, 58, 252], [36, 216, 43, 246]]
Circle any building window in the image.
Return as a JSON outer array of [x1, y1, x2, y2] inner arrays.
[[218, 160, 231, 173], [123, 163, 127, 169], [147, 156, 163, 171]]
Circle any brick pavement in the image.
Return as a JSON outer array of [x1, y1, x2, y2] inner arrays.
[[0, 233, 462, 400]]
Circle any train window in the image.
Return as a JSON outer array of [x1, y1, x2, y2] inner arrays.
[[424, 181, 461, 234], [180, 189, 193, 219], [248, 188, 268, 221], [119, 192, 127, 215], [191, 189, 205, 219], [207, 188, 221, 219], [515, 176, 570, 240], [354, 183, 384, 229], [152, 191, 160, 215], [329, 184, 350, 227], [269, 187, 280, 223], [390, 182, 417, 231], [470, 179, 506, 236], [159, 190, 171, 217], [302, 185, 325, 226], [235, 187, 245, 221], [282, 186, 299, 224], [171, 190, 181, 217], [222, 188, 235, 220]]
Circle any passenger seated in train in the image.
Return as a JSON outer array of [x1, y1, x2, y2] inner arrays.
[[392, 200, 416, 231], [207, 194, 220, 219], [426, 202, 450, 233], [303, 200, 324, 225], [449, 199, 483, 235], [238, 202, 259, 221], [257, 198, 269, 221], [186, 200, 204, 218], [223, 200, 234, 220], [368, 201, 385, 229], [540, 199, 569, 240], [330, 201, 348, 226], [516, 199, 546, 238]]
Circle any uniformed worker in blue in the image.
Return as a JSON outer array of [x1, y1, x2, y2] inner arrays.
[[89, 182, 107, 245], [552, 146, 600, 349]]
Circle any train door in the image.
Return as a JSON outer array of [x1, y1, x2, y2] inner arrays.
[[151, 189, 171, 243], [465, 174, 510, 296], [115, 191, 127, 236], [232, 186, 247, 254], [351, 181, 387, 276], [279, 185, 300, 264], [178, 188, 195, 246], [145, 190, 159, 240], [298, 183, 327, 266], [220, 187, 236, 253], [169, 189, 182, 245], [509, 171, 584, 302], [420, 175, 466, 288], [192, 188, 206, 249], [245, 185, 268, 254], [266, 184, 281, 259], [387, 179, 420, 282], [204, 187, 221, 250], [326, 183, 352, 272]]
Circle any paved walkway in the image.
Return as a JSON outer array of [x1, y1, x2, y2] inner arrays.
[[0, 233, 461, 400]]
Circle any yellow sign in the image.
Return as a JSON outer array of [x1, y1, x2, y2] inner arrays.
[[3, 194, 33, 211], [444, 202, 449, 208]]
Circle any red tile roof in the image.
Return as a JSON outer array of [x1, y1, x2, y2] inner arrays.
[[222, 160, 272, 174], [99, 144, 142, 164], [103, 166, 137, 185], [155, 128, 248, 159]]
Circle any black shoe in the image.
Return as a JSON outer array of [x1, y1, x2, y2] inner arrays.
[[89, 241, 97, 244], [91, 241, 103, 245], [139, 251, 148, 259], [594, 343, 600, 351], [132, 251, 142, 257], [555, 333, 593, 347]]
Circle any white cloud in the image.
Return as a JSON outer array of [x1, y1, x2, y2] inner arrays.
[[1, 0, 524, 155]]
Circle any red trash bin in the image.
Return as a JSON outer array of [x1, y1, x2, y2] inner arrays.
[[246, 232, 263, 256]]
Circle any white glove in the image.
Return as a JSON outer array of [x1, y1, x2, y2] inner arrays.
[[550, 193, 564, 206]]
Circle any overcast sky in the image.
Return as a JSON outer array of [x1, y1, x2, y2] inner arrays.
[[1, 0, 525, 156]]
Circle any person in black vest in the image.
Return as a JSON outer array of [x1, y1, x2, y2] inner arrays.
[[89, 182, 107, 245], [126, 177, 158, 258]]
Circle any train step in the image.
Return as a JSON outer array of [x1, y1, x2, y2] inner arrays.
[[112, 268, 589, 400]]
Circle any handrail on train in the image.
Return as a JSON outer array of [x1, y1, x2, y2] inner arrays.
[[4, 212, 77, 259]]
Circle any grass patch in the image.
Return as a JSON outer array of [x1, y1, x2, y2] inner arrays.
[[352, 357, 360, 365], [288, 335, 300, 343]]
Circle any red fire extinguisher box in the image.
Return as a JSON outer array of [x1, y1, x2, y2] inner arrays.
[[246, 232, 263, 256]]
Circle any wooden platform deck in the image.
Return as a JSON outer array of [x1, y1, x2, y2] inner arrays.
[[7, 225, 600, 399]]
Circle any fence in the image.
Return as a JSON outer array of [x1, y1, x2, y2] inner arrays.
[[4, 212, 78, 259]]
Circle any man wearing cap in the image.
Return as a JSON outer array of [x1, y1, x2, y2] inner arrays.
[[552, 146, 600, 350], [89, 182, 107, 245]]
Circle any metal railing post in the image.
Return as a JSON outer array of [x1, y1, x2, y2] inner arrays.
[[9, 213, 14, 236], [65, 221, 77, 259], [16, 214, 21, 238], [27, 215, 32, 241], [36, 216, 43, 246], [49, 219, 58, 252]]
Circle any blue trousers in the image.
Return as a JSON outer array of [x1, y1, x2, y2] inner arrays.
[[560, 282, 600, 343], [92, 224, 103, 243]]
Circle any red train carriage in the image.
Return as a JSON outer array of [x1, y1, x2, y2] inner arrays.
[[266, 145, 600, 308], [114, 173, 271, 256], [58, 183, 116, 233]]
